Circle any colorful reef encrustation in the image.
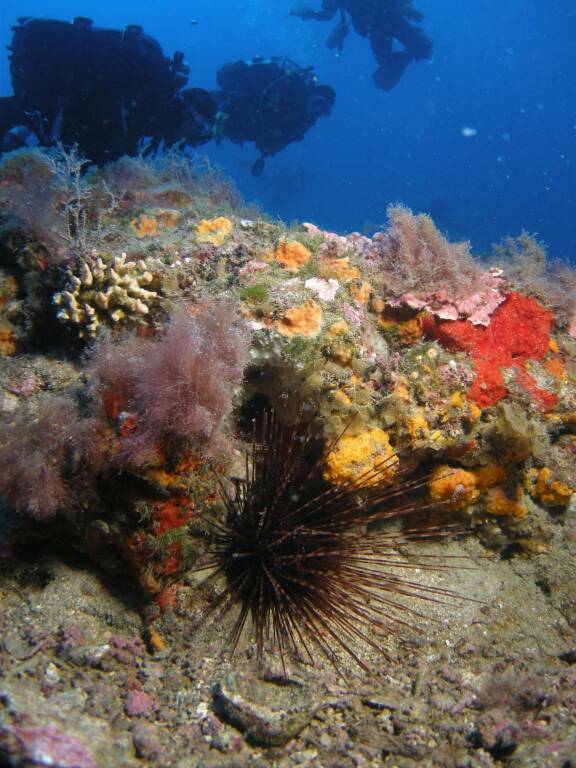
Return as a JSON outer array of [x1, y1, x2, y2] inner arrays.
[[0, 145, 575, 632]]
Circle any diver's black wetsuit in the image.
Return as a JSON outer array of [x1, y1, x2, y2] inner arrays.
[[213, 58, 335, 175], [0, 19, 336, 173], [0, 17, 216, 162], [293, 0, 432, 90]]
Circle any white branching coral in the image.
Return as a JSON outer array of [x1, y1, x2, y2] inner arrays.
[[53, 252, 159, 338]]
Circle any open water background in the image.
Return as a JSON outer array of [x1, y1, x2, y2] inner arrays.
[[1, 0, 575, 260]]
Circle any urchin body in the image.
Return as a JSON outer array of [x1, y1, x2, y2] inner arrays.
[[203, 410, 463, 671]]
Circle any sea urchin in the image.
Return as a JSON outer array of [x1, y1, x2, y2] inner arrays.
[[199, 406, 465, 672]]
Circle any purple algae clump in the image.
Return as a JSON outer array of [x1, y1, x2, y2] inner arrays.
[[0, 394, 102, 519], [88, 302, 249, 465], [0, 302, 248, 520]]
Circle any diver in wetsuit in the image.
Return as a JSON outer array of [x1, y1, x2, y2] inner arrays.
[[0, 16, 216, 162], [212, 57, 335, 175], [291, 0, 432, 90]]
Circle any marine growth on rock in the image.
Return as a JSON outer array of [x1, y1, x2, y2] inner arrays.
[[0, 149, 574, 678]]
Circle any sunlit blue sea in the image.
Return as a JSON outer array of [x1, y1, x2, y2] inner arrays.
[[1, 0, 575, 260]]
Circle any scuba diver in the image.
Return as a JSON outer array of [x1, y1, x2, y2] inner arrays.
[[0, 16, 217, 162], [291, 0, 433, 90], [212, 57, 335, 176], [0, 19, 336, 175]]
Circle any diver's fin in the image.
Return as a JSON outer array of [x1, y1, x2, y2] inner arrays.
[[325, 11, 349, 56], [372, 52, 412, 91]]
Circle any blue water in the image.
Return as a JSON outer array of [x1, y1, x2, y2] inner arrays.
[[1, 1, 575, 260]]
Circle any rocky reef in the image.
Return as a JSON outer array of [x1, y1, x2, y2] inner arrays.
[[0, 147, 575, 767]]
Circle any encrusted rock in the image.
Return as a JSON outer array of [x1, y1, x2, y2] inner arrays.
[[0, 724, 97, 768], [212, 672, 319, 747], [131, 722, 163, 760]]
